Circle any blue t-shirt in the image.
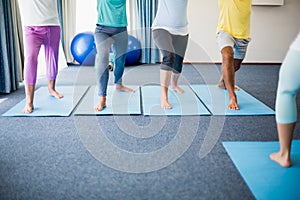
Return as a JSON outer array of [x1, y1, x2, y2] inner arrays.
[[97, 0, 127, 27], [152, 0, 188, 35]]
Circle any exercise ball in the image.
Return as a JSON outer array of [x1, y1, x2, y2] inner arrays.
[[70, 32, 96, 66], [125, 35, 141, 66]]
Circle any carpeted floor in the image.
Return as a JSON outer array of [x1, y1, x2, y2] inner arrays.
[[0, 64, 299, 200]]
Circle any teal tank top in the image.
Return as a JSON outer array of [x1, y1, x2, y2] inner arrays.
[[97, 0, 127, 27]]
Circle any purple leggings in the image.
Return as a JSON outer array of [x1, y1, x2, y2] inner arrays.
[[23, 26, 60, 85]]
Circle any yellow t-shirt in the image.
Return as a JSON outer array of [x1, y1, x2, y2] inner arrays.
[[217, 0, 252, 39]]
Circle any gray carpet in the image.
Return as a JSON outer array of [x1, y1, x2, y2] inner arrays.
[[1, 64, 299, 200]]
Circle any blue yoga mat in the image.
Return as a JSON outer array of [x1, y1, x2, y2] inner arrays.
[[190, 84, 275, 116], [74, 85, 141, 115], [2, 86, 88, 117], [223, 141, 300, 200], [141, 85, 210, 116]]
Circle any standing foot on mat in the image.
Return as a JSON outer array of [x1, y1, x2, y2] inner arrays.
[[161, 96, 172, 109], [270, 152, 292, 168], [94, 96, 106, 112], [228, 97, 239, 110], [49, 89, 64, 99], [115, 84, 134, 93], [22, 103, 34, 114]]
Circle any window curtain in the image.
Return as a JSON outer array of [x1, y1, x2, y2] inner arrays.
[[11, 0, 23, 82], [133, 0, 160, 64], [0, 0, 22, 93], [57, 0, 76, 63]]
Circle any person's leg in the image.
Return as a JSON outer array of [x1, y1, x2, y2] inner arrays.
[[221, 46, 238, 110], [172, 34, 188, 93], [22, 26, 44, 113], [218, 59, 242, 90], [230, 38, 250, 90], [216, 31, 238, 109], [171, 73, 183, 94], [270, 49, 300, 167], [44, 26, 63, 98], [153, 29, 175, 109], [94, 26, 112, 111], [112, 29, 133, 92], [233, 59, 243, 72], [270, 123, 295, 167], [218, 35, 250, 91], [160, 69, 172, 109], [23, 85, 35, 114]]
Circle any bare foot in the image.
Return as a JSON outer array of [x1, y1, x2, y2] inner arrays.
[[172, 85, 184, 94], [218, 80, 240, 90], [94, 96, 106, 112], [22, 103, 34, 114], [115, 84, 134, 92], [161, 97, 172, 109], [234, 86, 240, 91], [49, 90, 64, 99], [270, 152, 292, 168], [218, 79, 226, 89], [228, 97, 239, 110]]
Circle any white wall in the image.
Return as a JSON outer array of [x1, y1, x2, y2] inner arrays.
[[74, 0, 300, 63], [76, 0, 97, 33], [187, 0, 300, 63], [75, 0, 133, 33]]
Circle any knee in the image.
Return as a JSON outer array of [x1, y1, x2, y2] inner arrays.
[[173, 63, 183, 73], [233, 59, 243, 72], [234, 65, 241, 72], [26, 53, 38, 62], [97, 53, 109, 64], [25, 55, 38, 68], [161, 51, 175, 70], [221, 47, 234, 61], [278, 88, 297, 98]]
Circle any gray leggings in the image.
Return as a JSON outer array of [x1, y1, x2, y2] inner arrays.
[[152, 29, 188, 73]]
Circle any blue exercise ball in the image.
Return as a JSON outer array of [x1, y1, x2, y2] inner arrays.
[[125, 35, 141, 66], [70, 32, 96, 66]]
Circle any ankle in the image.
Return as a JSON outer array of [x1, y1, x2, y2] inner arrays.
[[279, 151, 290, 160]]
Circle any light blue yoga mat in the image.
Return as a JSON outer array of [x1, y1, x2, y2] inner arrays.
[[223, 141, 300, 200], [74, 85, 141, 115], [190, 84, 275, 116], [2, 86, 88, 117], [141, 85, 210, 116]]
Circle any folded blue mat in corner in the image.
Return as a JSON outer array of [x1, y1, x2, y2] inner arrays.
[[223, 141, 300, 200], [74, 85, 141, 115], [190, 84, 275, 116], [2, 85, 88, 117], [141, 85, 210, 116]]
